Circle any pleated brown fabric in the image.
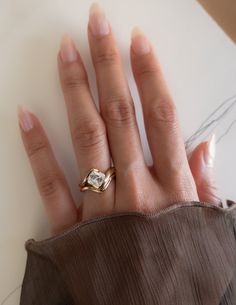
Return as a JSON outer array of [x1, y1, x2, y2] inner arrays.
[[20, 201, 236, 305]]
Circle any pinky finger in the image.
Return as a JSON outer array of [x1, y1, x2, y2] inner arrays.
[[17, 105, 78, 235], [188, 135, 221, 206]]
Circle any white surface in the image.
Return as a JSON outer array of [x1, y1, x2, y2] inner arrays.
[[0, 0, 236, 303]]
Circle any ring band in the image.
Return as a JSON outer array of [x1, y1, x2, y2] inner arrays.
[[79, 167, 116, 193]]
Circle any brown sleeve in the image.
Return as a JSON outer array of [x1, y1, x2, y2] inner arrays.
[[20, 201, 236, 305]]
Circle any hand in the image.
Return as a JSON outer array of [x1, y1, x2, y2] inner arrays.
[[17, 4, 219, 236]]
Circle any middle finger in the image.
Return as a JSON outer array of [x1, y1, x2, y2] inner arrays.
[[88, 4, 145, 171]]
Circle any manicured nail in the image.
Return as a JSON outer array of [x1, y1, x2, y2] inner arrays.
[[205, 134, 216, 167], [131, 27, 151, 55], [89, 3, 110, 36], [60, 33, 78, 63], [17, 104, 34, 132]]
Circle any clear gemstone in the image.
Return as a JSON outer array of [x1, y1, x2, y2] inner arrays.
[[87, 170, 105, 188]]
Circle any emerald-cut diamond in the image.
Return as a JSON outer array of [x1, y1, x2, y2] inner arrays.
[[87, 170, 105, 188]]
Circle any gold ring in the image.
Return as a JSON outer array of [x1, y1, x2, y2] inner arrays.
[[79, 167, 116, 193]]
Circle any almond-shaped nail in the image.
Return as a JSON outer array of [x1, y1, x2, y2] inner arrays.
[[17, 104, 34, 132], [89, 3, 110, 36], [131, 27, 151, 55], [204, 134, 216, 167], [60, 33, 78, 63]]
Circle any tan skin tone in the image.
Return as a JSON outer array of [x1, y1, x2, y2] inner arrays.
[[17, 4, 219, 236]]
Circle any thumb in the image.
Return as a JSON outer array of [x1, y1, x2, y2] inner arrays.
[[188, 135, 221, 205]]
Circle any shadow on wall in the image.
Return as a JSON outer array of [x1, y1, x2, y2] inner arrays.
[[198, 0, 236, 43]]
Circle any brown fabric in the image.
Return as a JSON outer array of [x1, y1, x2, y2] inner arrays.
[[20, 201, 236, 304]]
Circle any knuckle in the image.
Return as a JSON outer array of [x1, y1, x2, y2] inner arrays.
[[73, 121, 106, 150], [116, 165, 150, 213], [39, 174, 64, 198], [148, 98, 177, 127], [63, 70, 88, 91], [135, 62, 159, 79], [163, 168, 197, 196], [103, 97, 136, 127], [200, 181, 218, 195], [126, 192, 149, 213], [170, 188, 197, 203], [27, 140, 48, 158], [94, 49, 119, 66]]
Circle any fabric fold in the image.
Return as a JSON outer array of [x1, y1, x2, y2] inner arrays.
[[20, 201, 236, 305]]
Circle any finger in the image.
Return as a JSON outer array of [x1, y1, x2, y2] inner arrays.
[[87, 4, 145, 170], [58, 34, 115, 218], [189, 135, 221, 205], [130, 28, 195, 189], [17, 105, 77, 235], [58, 34, 110, 180]]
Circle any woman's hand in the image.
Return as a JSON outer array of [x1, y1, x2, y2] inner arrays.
[[17, 3, 220, 236]]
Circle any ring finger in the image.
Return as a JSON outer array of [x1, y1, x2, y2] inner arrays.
[[58, 34, 114, 219], [130, 29, 198, 202]]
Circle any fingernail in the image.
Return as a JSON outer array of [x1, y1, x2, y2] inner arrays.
[[17, 104, 34, 132], [60, 33, 78, 63], [131, 27, 151, 55], [89, 3, 110, 36], [204, 134, 216, 167]]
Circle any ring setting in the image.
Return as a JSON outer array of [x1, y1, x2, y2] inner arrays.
[[79, 167, 116, 193]]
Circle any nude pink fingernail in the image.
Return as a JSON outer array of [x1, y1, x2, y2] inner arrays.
[[131, 27, 151, 55], [17, 104, 34, 132], [60, 33, 78, 63], [89, 3, 110, 36], [205, 134, 216, 167]]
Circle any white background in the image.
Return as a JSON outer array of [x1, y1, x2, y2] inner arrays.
[[0, 0, 235, 303]]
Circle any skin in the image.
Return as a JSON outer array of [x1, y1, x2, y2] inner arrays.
[[18, 4, 219, 236]]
